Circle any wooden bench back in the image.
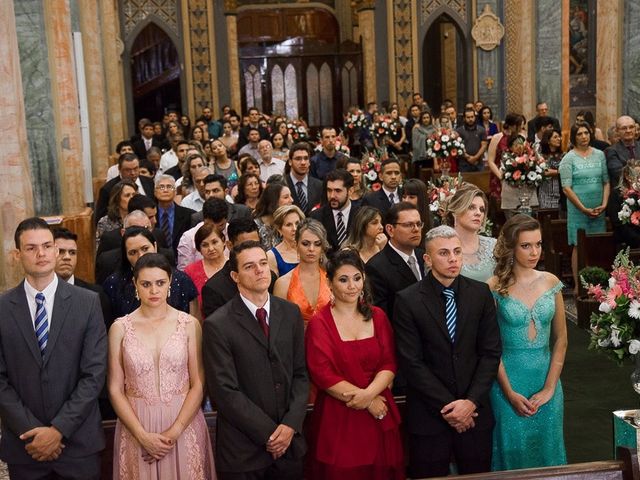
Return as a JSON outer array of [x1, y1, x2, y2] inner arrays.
[[542, 217, 572, 281], [577, 229, 617, 273]]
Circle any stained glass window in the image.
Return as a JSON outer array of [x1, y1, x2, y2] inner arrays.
[[319, 62, 333, 125], [306, 63, 320, 126], [284, 64, 299, 120], [244, 64, 262, 111], [271, 65, 285, 116]]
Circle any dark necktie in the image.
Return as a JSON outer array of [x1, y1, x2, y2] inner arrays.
[[389, 192, 395, 204], [336, 211, 347, 247], [296, 181, 308, 212], [443, 288, 457, 342], [628, 146, 636, 159], [35, 293, 49, 356], [256, 307, 269, 338], [161, 210, 172, 247]]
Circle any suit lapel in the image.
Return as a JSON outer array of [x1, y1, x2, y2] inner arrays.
[[419, 280, 450, 340], [385, 245, 418, 284], [8, 284, 43, 365], [232, 296, 269, 350], [323, 207, 339, 248], [43, 280, 72, 365], [267, 297, 282, 348], [453, 277, 470, 343]]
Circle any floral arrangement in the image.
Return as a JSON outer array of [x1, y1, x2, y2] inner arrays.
[[427, 174, 464, 224], [361, 152, 383, 191], [500, 143, 547, 188], [618, 188, 640, 226], [287, 120, 309, 142], [585, 249, 640, 365], [343, 111, 368, 132], [425, 128, 466, 162], [369, 115, 398, 142]]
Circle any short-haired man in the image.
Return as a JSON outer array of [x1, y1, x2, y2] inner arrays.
[[257, 139, 286, 183], [132, 120, 162, 160], [285, 143, 323, 215], [154, 174, 196, 253], [95, 153, 155, 224], [190, 174, 252, 227], [181, 166, 213, 212], [238, 107, 270, 149], [456, 108, 488, 172], [531, 116, 555, 152], [310, 169, 359, 252], [361, 158, 403, 215], [201, 218, 277, 317], [203, 240, 309, 479], [106, 141, 135, 181], [394, 225, 501, 478], [405, 103, 423, 151], [201, 106, 222, 140], [164, 140, 193, 181], [445, 104, 461, 129], [160, 137, 189, 177], [237, 127, 262, 162], [310, 127, 349, 180], [527, 102, 561, 143], [606, 115, 640, 187], [0, 218, 107, 479], [177, 197, 229, 270]]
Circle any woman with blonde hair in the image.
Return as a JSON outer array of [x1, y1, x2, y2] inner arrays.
[[445, 183, 496, 282], [487, 214, 567, 471], [266, 204, 305, 276]]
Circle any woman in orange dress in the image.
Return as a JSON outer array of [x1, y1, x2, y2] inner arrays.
[[273, 218, 331, 328]]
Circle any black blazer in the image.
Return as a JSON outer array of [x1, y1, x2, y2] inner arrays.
[[95, 247, 176, 286], [0, 280, 107, 463], [393, 274, 501, 435], [606, 140, 640, 187], [361, 188, 400, 216], [131, 137, 163, 160], [190, 202, 252, 228], [95, 175, 155, 225], [286, 175, 323, 215], [203, 294, 308, 472], [201, 262, 278, 318], [74, 277, 114, 329], [365, 243, 425, 318], [310, 203, 360, 254], [97, 227, 167, 256], [160, 204, 196, 253]]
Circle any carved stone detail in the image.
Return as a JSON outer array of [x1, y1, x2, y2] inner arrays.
[[421, 0, 467, 26], [122, 0, 178, 37], [188, 0, 213, 110], [393, 0, 414, 110], [504, 0, 522, 113], [471, 4, 504, 51]]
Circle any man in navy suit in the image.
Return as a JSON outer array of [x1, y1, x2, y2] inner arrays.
[[0, 218, 107, 479], [361, 158, 403, 216]]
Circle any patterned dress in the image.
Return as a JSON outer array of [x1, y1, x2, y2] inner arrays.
[[461, 236, 497, 283], [113, 313, 216, 479]]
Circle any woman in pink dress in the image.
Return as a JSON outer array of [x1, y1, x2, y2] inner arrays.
[[108, 253, 216, 479], [305, 249, 404, 480], [183, 223, 226, 316]]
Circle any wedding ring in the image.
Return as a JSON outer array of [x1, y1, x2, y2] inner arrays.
[[376, 414, 384, 420]]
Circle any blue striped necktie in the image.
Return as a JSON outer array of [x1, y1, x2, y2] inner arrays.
[[443, 288, 457, 342], [35, 292, 49, 355]]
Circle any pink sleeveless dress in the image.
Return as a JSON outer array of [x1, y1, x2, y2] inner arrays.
[[113, 313, 216, 479]]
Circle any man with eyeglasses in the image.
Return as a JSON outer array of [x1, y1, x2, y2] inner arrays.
[[154, 174, 195, 254], [606, 115, 640, 187]]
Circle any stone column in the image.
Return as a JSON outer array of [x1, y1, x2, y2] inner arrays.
[[504, 0, 535, 117], [224, 0, 241, 113], [0, 0, 34, 289], [357, 1, 377, 104], [536, 0, 563, 123], [597, 1, 622, 131], [622, 2, 640, 119], [101, 0, 127, 149], [78, 0, 110, 181], [43, 0, 85, 213]]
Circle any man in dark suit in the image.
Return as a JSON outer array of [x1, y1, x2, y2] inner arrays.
[[203, 240, 309, 479], [131, 120, 163, 160], [366, 202, 425, 318], [310, 169, 360, 253], [285, 142, 323, 215], [0, 218, 107, 479], [154, 174, 196, 253], [394, 225, 501, 478], [606, 115, 640, 187], [94, 153, 155, 224], [361, 158, 403, 216], [201, 218, 276, 318], [527, 101, 561, 143], [237, 107, 270, 150], [190, 174, 252, 227]]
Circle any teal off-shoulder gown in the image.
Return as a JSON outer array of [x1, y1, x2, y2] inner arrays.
[[490, 282, 567, 471]]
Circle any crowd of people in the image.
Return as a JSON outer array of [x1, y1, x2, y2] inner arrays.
[[1, 96, 640, 479]]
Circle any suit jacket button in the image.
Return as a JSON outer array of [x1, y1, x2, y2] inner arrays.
[[275, 382, 281, 389]]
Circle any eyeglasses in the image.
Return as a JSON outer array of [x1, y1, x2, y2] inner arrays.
[[155, 184, 175, 191], [394, 221, 424, 230]]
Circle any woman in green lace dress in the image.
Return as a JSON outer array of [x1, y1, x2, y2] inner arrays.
[[488, 215, 568, 471]]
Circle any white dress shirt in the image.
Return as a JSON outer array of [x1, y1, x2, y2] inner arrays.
[[258, 158, 286, 183], [388, 241, 422, 280], [239, 293, 271, 326]]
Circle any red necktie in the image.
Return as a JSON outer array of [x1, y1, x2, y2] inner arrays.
[[256, 307, 269, 338]]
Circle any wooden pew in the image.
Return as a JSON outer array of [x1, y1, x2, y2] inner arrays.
[[542, 217, 572, 282], [577, 229, 617, 273], [432, 446, 639, 479], [460, 170, 491, 194]]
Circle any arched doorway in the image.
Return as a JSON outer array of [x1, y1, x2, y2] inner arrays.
[[129, 22, 182, 124], [422, 14, 469, 114]]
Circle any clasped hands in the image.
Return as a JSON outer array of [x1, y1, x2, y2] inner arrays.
[[138, 426, 180, 464], [20, 426, 64, 462], [266, 424, 295, 460], [508, 388, 553, 417], [584, 205, 606, 218], [440, 399, 477, 433], [343, 387, 388, 420]]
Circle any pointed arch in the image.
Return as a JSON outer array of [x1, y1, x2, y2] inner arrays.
[[319, 62, 333, 125], [306, 63, 320, 126]]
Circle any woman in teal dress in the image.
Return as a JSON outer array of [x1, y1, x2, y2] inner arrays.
[[488, 214, 568, 471], [559, 122, 609, 294]]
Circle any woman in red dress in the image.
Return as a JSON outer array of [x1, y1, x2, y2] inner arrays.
[[305, 249, 404, 480]]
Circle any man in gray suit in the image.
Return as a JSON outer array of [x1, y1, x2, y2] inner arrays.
[[203, 240, 308, 480], [605, 115, 640, 187], [0, 217, 108, 479]]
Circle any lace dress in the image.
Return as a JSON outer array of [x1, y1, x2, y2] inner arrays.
[[490, 282, 566, 471], [460, 236, 497, 283], [113, 313, 216, 479]]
